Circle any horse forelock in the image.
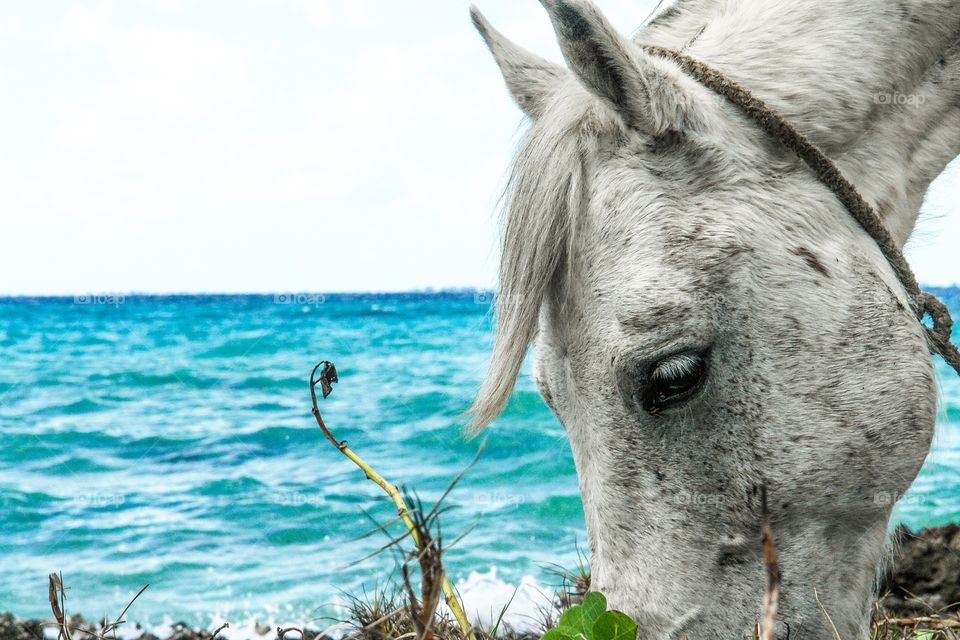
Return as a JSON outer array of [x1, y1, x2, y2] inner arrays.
[[469, 86, 617, 431]]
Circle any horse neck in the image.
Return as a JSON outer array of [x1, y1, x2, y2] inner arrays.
[[637, 0, 960, 245]]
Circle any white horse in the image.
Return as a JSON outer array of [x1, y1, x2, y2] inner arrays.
[[469, 0, 960, 638]]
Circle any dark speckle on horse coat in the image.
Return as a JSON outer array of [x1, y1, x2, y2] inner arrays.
[[791, 246, 831, 278]]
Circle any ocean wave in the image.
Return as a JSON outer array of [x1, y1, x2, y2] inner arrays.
[[88, 370, 219, 389], [195, 334, 283, 359], [233, 376, 303, 391], [35, 398, 109, 416], [26, 453, 116, 474], [450, 568, 553, 632]]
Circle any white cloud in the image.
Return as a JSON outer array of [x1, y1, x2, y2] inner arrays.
[[53, 2, 252, 116], [271, 0, 375, 30]]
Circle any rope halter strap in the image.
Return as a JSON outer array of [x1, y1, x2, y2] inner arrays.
[[641, 45, 960, 376]]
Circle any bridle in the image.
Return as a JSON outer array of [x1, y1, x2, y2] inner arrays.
[[642, 45, 960, 376]]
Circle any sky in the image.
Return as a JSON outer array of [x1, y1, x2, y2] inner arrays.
[[0, 0, 957, 296]]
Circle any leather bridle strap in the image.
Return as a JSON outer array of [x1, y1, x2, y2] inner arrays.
[[642, 45, 960, 376]]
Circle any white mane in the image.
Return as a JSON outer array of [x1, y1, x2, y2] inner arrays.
[[470, 86, 604, 428]]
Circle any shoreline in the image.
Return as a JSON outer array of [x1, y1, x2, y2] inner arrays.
[[3, 524, 958, 640]]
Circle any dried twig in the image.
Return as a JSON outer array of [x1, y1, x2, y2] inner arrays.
[[309, 361, 474, 640], [877, 616, 960, 629], [47, 574, 149, 640], [760, 524, 781, 640], [277, 626, 305, 640], [814, 588, 842, 640], [49, 573, 70, 640], [401, 493, 446, 640], [102, 584, 149, 638], [759, 486, 781, 640]]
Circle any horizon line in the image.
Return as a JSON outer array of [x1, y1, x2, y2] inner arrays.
[[1, 283, 958, 300], [0, 287, 498, 300]]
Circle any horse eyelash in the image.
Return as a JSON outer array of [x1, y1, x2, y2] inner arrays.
[[650, 353, 702, 381]]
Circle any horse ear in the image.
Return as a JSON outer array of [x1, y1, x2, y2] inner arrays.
[[471, 6, 568, 119], [540, 0, 702, 134]]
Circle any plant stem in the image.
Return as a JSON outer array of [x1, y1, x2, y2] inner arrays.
[[310, 362, 474, 640]]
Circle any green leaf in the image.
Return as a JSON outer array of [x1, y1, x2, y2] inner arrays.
[[580, 592, 608, 631], [541, 628, 562, 640], [914, 633, 935, 640], [558, 605, 586, 633], [592, 611, 638, 640], [541, 626, 583, 640]]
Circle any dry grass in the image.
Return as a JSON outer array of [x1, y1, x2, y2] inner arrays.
[[46, 572, 154, 640], [24, 569, 960, 640], [872, 597, 960, 640], [334, 569, 960, 640]]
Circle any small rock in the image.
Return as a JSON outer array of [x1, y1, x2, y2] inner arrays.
[[0, 613, 44, 640]]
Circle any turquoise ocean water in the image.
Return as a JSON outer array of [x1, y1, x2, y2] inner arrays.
[[0, 291, 958, 630]]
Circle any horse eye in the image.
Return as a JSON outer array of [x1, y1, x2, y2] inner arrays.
[[641, 352, 708, 413]]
